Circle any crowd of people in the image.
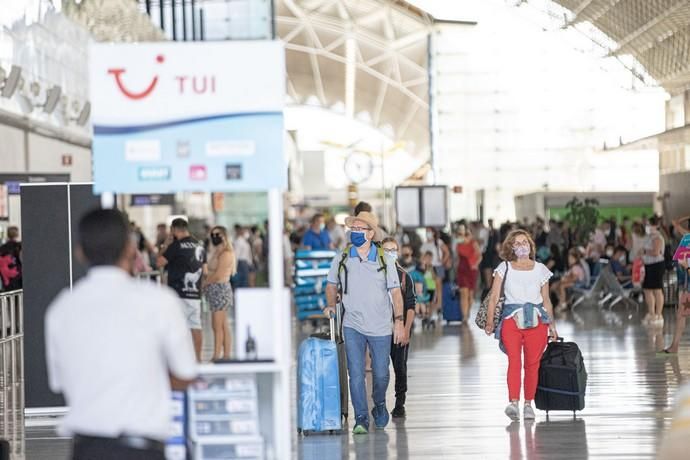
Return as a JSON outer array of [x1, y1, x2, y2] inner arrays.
[[4, 203, 690, 439], [292, 204, 690, 430]]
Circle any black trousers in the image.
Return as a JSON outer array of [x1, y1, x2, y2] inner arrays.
[[390, 340, 410, 405], [72, 436, 165, 460]]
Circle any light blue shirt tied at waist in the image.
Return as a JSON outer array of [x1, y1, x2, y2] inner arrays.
[[494, 303, 551, 354]]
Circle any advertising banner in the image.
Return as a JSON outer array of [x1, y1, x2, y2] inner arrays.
[[90, 41, 286, 193]]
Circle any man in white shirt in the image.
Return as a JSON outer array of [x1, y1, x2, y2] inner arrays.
[[45, 209, 197, 460], [233, 226, 254, 288]]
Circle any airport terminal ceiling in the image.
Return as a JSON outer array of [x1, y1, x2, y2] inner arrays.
[[276, 0, 433, 161], [549, 0, 690, 96]]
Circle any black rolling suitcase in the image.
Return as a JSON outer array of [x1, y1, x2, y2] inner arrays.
[[535, 337, 587, 417]]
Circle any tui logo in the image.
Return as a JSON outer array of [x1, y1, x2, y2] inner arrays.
[[108, 54, 164, 100]]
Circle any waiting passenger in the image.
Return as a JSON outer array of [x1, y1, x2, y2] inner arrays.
[[551, 249, 587, 311], [416, 251, 436, 327], [642, 216, 666, 326], [0, 225, 21, 291], [301, 213, 333, 251], [456, 224, 482, 323], [46, 209, 196, 460], [484, 229, 558, 421], [157, 218, 207, 361], [203, 226, 237, 361], [660, 217, 690, 354], [609, 246, 632, 286], [233, 226, 254, 288]]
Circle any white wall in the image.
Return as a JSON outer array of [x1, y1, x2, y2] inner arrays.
[[0, 124, 26, 172], [26, 133, 92, 181]]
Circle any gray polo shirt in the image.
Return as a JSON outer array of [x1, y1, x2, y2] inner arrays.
[[327, 245, 401, 337]]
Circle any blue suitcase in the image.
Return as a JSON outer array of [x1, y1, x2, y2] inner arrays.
[[298, 318, 346, 434], [442, 281, 463, 323]]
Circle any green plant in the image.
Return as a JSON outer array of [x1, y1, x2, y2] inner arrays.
[[565, 197, 600, 246]]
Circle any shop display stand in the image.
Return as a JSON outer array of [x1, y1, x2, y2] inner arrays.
[[187, 189, 291, 459]]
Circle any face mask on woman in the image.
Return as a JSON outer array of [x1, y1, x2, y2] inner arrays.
[[211, 234, 223, 246], [514, 246, 530, 259]]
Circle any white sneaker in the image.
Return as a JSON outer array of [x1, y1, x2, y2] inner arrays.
[[642, 314, 654, 325], [523, 404, 536, 420], [505, 402, 520, 421], [655, 315, 664, 326]]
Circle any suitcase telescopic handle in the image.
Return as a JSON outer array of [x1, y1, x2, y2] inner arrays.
[[329, 313, 336, 342]]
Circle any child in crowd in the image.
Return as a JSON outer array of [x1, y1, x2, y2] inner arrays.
[[551, 249, 587, 311], [410, 252, 434, 328]]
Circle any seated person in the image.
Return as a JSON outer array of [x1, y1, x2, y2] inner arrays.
[[609, 245, 632, 286], [551, 249, 587, 311], [601, 243, 616, 262]]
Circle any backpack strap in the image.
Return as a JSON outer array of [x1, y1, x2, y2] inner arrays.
[[338, 243, 390, 295], [337, 246, 350, 295], [395, 263, 406, 292], [375, 243, 388, 274]]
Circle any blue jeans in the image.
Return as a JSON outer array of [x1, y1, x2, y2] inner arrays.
[[343, 327, 392, 424]]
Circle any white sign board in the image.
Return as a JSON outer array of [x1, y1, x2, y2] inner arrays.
[[90, 41, 286, 193]]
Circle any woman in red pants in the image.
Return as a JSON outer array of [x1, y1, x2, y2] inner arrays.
[[484, 229, 558, 421]]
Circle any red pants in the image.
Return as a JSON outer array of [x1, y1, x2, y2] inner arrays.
[[501, 318, 548, 401]]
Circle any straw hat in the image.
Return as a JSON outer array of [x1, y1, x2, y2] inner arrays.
[[345, 211, 379, 233]]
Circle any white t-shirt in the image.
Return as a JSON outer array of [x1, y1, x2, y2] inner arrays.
[[493, 261, 553, 305], [45, 267, 197, 441], [234, 235, 253, 263]]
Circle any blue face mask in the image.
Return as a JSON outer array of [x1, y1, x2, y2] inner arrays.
[[350, 231, 367, 247]]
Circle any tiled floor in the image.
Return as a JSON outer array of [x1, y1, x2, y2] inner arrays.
[[297, 303, 689, 460], [24, 302, 690, 459]]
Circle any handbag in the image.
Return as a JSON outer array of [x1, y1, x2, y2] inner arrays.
[[475, 261, 509, 330]]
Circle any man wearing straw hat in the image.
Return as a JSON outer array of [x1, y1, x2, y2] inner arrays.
[[324, 211, 405, 435]]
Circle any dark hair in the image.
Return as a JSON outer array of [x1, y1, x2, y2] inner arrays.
[[614, 245, 627, 254], [311, 213, 324, 224], [78, 209, 129, 266], [381, 237, 399, 249], [7, 226, 19, 240], [567, 248, 582, 264], [649, 215, 660, 226], [171, 218, 189, 230], [354, 202, 372, 215]]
